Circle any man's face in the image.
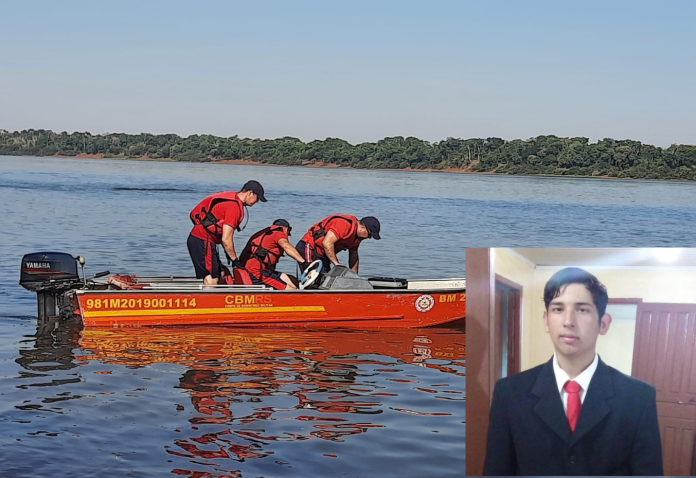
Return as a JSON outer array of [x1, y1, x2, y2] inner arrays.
[[244, 192, 259, 207], [543, 283, 611, 361], [356, 223, 370, 239]]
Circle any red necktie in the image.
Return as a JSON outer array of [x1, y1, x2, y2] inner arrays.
[[564, 380, 582, 432]]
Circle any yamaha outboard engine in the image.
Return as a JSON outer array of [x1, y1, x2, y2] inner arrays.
[[19, 252, 83, 319]]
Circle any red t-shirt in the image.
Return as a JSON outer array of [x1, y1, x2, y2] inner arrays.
[[190, 199, 244, 243], [242, 228, 288, 278], [301, 214, 361, 254]]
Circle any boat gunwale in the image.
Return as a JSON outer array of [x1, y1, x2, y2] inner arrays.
[[74, 276, 465, 295], [73, 286, 466, 295]]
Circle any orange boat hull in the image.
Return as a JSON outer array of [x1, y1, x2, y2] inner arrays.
[[72, 288, 465, 328]]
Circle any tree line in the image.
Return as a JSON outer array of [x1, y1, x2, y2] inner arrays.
[[1, 129, 696, 180]]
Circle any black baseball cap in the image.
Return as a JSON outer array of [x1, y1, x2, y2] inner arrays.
[[361, 216, 381, 240], [273, 218, 291, 235], [242, 180, 267, 202]]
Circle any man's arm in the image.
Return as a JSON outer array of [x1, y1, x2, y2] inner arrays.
[[483, 380, 516, 476], [322, 231, 341, 266], [278, 237, 305, 263], [220, 203, 244, 264], [221, 224, 237, 262], [348, 248, 359, 273], [629, 386, 663, 476]]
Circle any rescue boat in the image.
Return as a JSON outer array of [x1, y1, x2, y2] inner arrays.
[[20, 252, 465, 328]]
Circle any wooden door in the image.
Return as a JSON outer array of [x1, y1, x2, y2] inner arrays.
[[632, 303, 696, 476], [494, 275, 521, 380], [464, 248, 495, 476]]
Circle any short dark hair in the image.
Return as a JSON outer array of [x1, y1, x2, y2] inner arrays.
[[544, 267, 608, 321]]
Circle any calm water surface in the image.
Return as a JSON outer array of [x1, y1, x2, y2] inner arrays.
[[3, 321, 464, 477], [460, 172, 696, 246], [0, 157, 465, 477]]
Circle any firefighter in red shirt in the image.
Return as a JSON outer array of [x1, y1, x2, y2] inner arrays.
[[239, 219, 308, 290], [295, 215, 381, 273], [187, 180, 266, 285]]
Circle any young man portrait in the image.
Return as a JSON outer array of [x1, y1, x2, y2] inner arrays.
[[483, 267, 663, 476]]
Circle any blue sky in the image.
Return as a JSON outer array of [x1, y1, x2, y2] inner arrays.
[[1, 1, 694, 146]]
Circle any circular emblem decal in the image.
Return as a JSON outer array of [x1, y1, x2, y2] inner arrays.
[[415, 294, 435, 313]]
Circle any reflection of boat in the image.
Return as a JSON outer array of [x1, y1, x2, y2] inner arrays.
[[20, 252, 465, 328], [76, 326, 465, 461], [77, 326, 466, 370]]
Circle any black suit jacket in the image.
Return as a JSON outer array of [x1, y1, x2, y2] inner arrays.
[[483, 357, 663, 476]]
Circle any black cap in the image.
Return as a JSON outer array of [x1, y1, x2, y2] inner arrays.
[[361, 216, 381, 240], [273, 218, 291, 236], [242, 180, 267, 202]]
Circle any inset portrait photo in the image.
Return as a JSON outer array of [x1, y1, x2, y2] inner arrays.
[[465, 248, 696, 476]]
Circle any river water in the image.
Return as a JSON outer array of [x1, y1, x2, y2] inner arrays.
[[0, 156, 465, 478], [460, 172, 696, 246]]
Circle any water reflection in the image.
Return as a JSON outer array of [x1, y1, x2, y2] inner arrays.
[[9, 320, 464, 476], [15, 316, 81, 374], [13, 317, 84, 413], [76, 326, 465, 474]]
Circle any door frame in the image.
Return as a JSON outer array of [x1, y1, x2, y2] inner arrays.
[[465, 248, 494, 476], [495, 274, 522, 380]]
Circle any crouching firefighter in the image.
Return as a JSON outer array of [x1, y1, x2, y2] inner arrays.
[[239, 219, 309, 290], [187, 180, 266, 285], [296, 214, 381, 274]]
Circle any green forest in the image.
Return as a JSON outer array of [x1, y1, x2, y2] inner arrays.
[[2, 129, 696, 180]]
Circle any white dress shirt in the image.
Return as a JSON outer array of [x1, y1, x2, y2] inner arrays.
[[552, 353, 599, 414]]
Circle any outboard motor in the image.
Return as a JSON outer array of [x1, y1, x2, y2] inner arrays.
[[20, 252, 84, 319]]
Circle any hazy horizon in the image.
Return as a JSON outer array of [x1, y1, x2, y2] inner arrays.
[[1, 0, 695, 147]]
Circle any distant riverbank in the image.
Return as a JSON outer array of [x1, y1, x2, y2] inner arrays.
[[2, 129, 695, 181]]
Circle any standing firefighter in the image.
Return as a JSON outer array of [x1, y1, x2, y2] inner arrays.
[[187, 180, 266, 285]]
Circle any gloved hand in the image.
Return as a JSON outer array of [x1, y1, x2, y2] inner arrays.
[[299, 261, 311, 272], [231, 258, 243, 269]]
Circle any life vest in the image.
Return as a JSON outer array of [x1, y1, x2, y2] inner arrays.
[[240, 226, 287, 272], [220, 265, 253, 285], [305, 214, 360, 253], [189, 191, 245, 239]]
